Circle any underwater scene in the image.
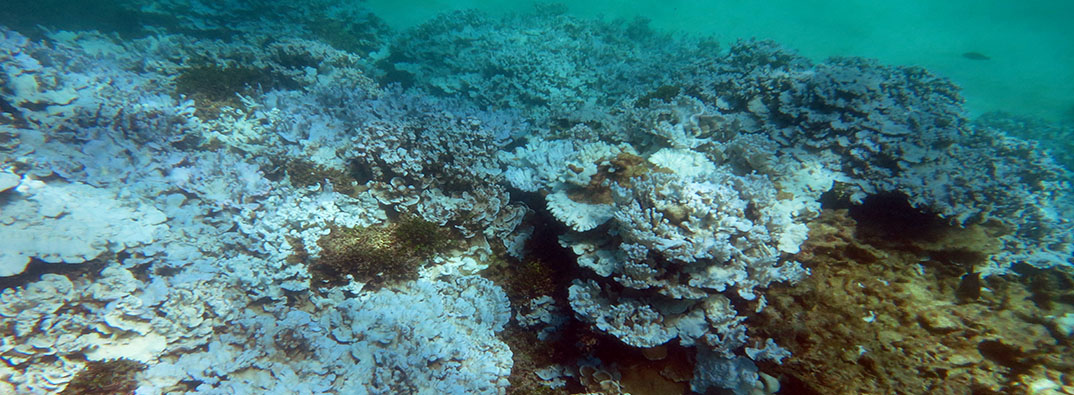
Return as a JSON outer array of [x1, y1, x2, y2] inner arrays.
[[0, 0, 1072, 394]]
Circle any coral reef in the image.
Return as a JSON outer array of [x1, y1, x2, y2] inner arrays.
[[750, 209, 1074, 394], [134, 276, 513, 394], [494, 35, 1071, 395], [0, 267, 174, 392], [312, 217, 455, 290], [680, 41, 1074, 273], [565, 162, 809, 351], [174, 65, 297, 119], [382, 6, 714, 122], [976, 111, 1074, 173], [0, 178, 166, 276], [0, 4, 1071, 395]]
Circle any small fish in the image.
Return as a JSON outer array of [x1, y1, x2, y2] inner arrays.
[[962, 52, 991, 61]]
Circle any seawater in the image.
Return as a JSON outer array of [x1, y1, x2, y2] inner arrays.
[[368, 0, 1074, 123]]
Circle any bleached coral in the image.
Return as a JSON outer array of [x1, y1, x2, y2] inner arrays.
[[515, 296, 569, 341], [690, 41, 1074, 272], [329, 276, 512, 393], [545, 191, 614, 233], [0, 178, 166, 276], [745, 338, 792, 364], [168, 151, 273, 211], [612, 167, 806, 295], [691, 352, 768, 395], [507, 111, 814, 352], [0, 16, 525, 395], [633, 95, 716, 150], [647, 148, 716, 177], [501, 136, 633, 232], [500, 138, 578, 193], [139, 276, 513, 394], [2, 5, 1072, 395], [266, 84, 529, 249], [501, 137, 631, 193], [560, 160, 808, 352], [230, 184, 386, 298], [0, 266, 193, 393], [385, 8, 710, 121]]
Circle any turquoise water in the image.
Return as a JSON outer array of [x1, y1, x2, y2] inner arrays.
[[370, 0, 1074, 122]]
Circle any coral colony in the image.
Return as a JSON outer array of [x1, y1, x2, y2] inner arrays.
[[1, 2, 1072, 394]]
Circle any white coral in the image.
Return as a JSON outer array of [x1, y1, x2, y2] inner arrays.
[[546, 190, 614, 232], [563, 160, 809, 349], [0, 178, 167, 276]]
